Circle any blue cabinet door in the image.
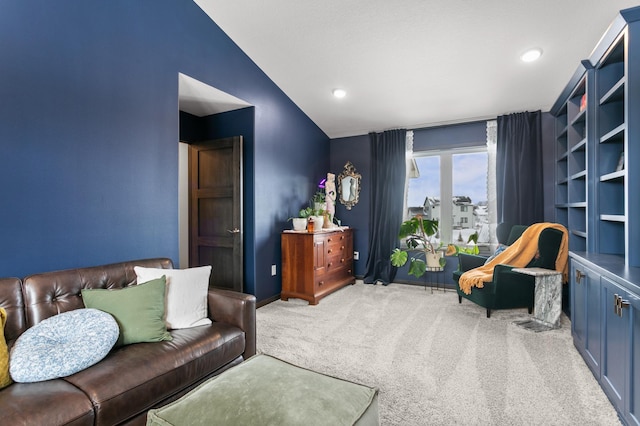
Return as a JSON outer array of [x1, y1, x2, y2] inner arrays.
[[628, 291, 640, 426], [571, 260, 601, 376], [600, 277, 628, 414]]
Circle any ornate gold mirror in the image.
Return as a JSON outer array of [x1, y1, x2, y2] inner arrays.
[[337, 161, 361, 210]]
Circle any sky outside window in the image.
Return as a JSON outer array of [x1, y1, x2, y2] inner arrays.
[[408, 156, 440, 207], [453, 152, 487, 204], [408, 153, 487, 208]]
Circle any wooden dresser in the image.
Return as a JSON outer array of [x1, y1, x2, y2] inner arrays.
[[281, 228, 355, 305]]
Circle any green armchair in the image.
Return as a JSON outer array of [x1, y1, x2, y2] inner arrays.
[[453, 225, 564, 318]]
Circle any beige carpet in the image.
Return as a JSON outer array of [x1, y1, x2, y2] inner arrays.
[[256, 281, 621, 426]]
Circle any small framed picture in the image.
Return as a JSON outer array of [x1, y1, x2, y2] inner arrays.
[[616, 152, 625, 171]]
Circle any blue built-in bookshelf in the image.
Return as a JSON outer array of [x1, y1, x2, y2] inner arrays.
[[553, 7, 640, 268], [596, 32, 626, 258], [551, 6, 640, 425], [553, 62, 590, 253]]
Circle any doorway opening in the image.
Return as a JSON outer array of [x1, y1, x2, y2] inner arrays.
[[177, 73, 252, 292]]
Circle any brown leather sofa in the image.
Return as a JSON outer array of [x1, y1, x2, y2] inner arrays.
[[0, 258, 256, 425]]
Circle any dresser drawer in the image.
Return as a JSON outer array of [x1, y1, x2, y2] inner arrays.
[[326, 255, 352, 273], [325, 232, 352, 257], [315, 267, 354, 293], [325, 232, 349, 246], [326, 242, 348, 257]]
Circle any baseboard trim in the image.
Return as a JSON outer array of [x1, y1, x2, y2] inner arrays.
[[257, 294, 281, 308]]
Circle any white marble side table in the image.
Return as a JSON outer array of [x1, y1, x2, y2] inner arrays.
[[512, 267, 563, 331]]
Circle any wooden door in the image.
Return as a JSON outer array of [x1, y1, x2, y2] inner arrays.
[[189, 136, 243, 292]]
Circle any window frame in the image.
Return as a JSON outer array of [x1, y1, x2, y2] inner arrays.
[[405, 145, 488, 246]]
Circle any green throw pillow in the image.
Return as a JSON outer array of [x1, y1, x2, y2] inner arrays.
[[81, 277, 171, 346]]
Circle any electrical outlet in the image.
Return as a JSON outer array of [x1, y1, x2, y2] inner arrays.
[[271, 264, 277, 276], [353, 251, 359, 260]]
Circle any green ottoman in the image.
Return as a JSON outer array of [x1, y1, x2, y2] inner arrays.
[[147, 354, 379, 426]]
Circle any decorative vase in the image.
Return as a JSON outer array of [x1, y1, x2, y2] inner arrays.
[[310, 215, 324, 231], [292, 218, 307, 231], [426, 252, 443, 269], [323, 212, 333, 229]]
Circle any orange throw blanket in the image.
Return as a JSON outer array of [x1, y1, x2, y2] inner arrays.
[[458, 223, 569, 295]]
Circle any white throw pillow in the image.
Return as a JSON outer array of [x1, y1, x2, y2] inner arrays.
[[134, 266, 213, 330]]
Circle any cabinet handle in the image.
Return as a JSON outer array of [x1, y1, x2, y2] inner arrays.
[[327, 249, 333, 254], [318, 281, 324, 286], [327, 262, 332, 267], [575, 269, 584, 284], [327, 238, 332, 242], [340, 245, 345, 250], [340, 235, 344, 240], [340, 258, 345, 263], [614, 294, 631, 317]]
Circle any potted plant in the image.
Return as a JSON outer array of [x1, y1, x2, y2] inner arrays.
[[310, 207, 325, 230], [444, 232, 480, 257], [444, 231, 480, 272], [390, 215, 444, 279], [289, 207, 313, 231], [311, 191, 326, 212]]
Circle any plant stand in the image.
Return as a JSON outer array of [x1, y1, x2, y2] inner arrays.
[[424, 266, 445, 294]]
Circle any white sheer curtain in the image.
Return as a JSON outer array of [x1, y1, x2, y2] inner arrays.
[[402, 130, 414, 220], [486, 120, 498, 250]]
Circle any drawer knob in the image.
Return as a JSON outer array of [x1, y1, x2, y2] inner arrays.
[[327, 249, 333, 254], [327, 262, 333, 267], [319, 281, 324, 286], [340, 258, 345, 263]]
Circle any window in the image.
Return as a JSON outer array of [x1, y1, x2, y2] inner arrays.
[[405, 147, 491, 253]]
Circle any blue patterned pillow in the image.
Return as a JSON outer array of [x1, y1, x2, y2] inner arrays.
[[9, 308, 119, 383], [484, 243, 508, 265]]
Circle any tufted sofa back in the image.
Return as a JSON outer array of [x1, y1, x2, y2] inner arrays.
[[21, 258, 173, 329]]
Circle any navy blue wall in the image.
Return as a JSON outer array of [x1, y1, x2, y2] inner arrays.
[[0, 1, 328, 303], [330, 135, 371, 277]]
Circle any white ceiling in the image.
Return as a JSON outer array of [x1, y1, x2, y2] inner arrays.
[[178, 73, 251, 116], [193, 0, 640, 139]]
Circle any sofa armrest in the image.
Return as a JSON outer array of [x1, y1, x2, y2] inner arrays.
[[458, 253, 488, 272], [207, 289, 256, 359]]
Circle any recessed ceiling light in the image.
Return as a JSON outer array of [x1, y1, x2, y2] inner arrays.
[[521, 48, 543, 63], [332, 88, 346, 98]]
